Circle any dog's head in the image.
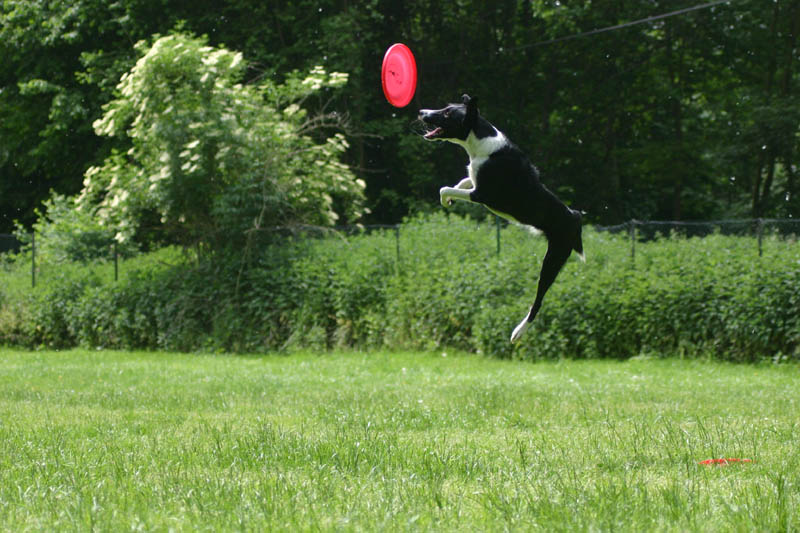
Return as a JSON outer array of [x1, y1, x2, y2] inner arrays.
[[419, 94, 480, 142]]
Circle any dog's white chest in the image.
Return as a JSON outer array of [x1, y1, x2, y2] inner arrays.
[[461, 129, 506, 182], [467, 157, 488, 183]]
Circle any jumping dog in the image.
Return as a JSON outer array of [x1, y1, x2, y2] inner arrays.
[[419, 94, 584, 343]]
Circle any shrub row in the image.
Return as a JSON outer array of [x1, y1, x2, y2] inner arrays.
[[2, 214, 799, 360]]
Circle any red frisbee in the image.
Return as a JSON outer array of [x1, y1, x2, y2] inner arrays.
[[698, 458, 752, 466], [381, 43, 417, 108]]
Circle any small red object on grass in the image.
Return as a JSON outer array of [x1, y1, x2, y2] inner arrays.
[[698, 458, 753, 466], [381, 43, 417, 108]]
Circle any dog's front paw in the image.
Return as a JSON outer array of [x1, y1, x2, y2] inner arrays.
[[439, 187, 453, 208]]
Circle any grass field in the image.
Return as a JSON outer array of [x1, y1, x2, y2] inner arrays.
[[0, 349, 798, 531]]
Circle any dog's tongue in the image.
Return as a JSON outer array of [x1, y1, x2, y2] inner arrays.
[[424, 127, 442, 139]]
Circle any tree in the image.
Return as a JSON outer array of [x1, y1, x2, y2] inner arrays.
[[77, 33, 366, 249], [2, 0, 798, 232]]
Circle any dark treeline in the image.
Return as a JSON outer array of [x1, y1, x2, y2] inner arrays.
[[2, 0, 798, 234]]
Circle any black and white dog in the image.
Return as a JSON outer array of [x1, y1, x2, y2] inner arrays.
[[419, 94, 584, 343]]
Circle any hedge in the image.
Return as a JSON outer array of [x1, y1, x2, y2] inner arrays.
[[2, 213, 799, 361]]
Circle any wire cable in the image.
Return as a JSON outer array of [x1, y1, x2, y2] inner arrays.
[[500, 0, 735, 53]]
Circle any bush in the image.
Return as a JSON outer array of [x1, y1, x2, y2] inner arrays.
[[80, 33, 365, 249], [1, 214, 799, 361], [14, 193, 135, 264]]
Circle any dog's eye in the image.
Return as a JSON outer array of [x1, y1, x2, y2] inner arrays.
[[444, 110, 451, 117]]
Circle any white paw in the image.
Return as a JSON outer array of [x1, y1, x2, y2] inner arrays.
[[439, 188, 452, 207], [510, 318, 530, 344]]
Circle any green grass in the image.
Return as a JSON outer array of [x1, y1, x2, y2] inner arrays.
[[0, 349, 798, 531]]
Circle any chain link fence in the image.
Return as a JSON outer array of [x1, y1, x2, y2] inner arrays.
[[595, 218, 800, 259], [3, 218, 799, 288], [1, 232, 121, 288]]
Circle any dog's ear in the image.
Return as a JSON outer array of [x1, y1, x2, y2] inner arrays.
[[462, 94, 479, 107], [462, 94, 478, 128]]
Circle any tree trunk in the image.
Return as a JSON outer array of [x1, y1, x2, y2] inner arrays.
[[752, 1, 782, 217], [666, 19, 684, 220]]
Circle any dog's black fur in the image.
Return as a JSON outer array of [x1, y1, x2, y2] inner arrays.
[[419, 94, 583, 343]]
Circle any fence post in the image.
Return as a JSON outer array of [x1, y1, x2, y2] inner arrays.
[[114, 241, 119, 281], [394, 226, 401, 266], [495, 215, 501, 257], [757, 218, 764, 257], [629, 220, 637, 266], [31, 232, 36, 288]]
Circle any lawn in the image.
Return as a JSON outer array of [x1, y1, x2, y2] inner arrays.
[[0, 349, 797, 531]]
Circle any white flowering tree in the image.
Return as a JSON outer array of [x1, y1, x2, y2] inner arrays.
[[78, 33, 366, 248]]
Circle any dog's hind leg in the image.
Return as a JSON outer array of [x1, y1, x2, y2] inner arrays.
[[510, 314, 533, 344], [510, 242, 573, 343]]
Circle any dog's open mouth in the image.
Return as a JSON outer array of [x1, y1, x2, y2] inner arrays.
[[423, 127, 443, 139]]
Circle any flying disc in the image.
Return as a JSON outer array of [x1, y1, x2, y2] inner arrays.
[[698, 458, 752, 466], [381, 43, 417, 107]]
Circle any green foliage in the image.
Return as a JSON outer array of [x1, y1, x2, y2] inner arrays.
[[3, 1, 799, 235], [79, 33, 365, 247], [13, 192, 135, 264], [2, 216, 799, 361]]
